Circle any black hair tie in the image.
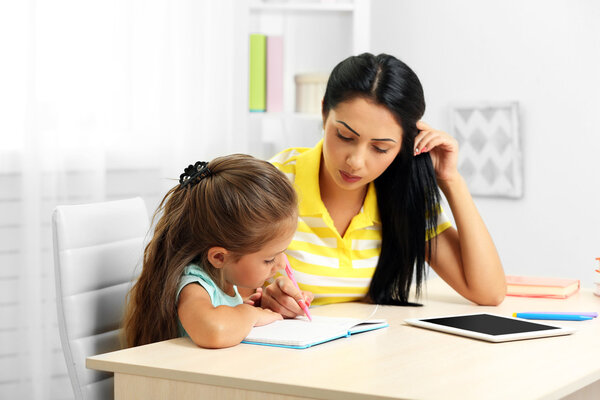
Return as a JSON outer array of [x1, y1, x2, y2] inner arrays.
[[179, 161, 212, 188]]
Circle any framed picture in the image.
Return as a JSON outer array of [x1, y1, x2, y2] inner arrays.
[[449, 102, 522, 198]]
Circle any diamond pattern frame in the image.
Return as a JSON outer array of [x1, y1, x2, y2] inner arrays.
[[449, 102, 522, 198]]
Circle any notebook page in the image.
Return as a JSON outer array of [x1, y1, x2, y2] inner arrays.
[[243, 316, 365, 347], [348, 319, 388, 334]]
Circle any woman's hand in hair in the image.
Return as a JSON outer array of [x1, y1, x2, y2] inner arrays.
[[261, 276, 314, 318], [414, 121, 460, 184]]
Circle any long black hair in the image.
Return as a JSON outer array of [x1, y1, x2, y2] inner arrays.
[[322, 53, 441, 305]]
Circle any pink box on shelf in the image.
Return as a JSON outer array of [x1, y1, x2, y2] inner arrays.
[[266, 36, 283, 113]]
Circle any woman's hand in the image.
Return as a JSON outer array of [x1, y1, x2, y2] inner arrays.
[[414, 121, 460, 184], [261, 276, 314, 318]]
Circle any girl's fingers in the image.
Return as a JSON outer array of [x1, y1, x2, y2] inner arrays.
[[274, 277, 306, 316], [302, 291, 314, 305], [265, 292, 298, 317], [261, 281, 298, 317], [273, 300, 297, 317], [244, 287, 264, 306], [277, 277, 305, 305], [263, 278, 315, 318]]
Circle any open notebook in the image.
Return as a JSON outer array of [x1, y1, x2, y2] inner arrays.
[[242, 315, 389, 349]]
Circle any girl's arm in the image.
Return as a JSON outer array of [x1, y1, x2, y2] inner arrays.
[[177, 283, 282, 348], [416, 121, 506, 306]]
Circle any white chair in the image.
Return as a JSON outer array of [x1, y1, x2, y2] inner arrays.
[[52, 197, 149, 400]]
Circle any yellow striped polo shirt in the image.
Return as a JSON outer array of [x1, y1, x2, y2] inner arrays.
[[270, 140, 452, 305]]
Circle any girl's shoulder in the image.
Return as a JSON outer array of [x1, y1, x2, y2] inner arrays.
[[177, 263, 241, 307], [178, 263, 218, 294], [182, 263, 209, 277]]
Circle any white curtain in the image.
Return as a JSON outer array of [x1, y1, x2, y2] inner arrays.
[[0, 1, 243, 398]]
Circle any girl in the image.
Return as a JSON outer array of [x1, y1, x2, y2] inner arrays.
[[258, 53, 506, 315], [123, 154, 313, 349]]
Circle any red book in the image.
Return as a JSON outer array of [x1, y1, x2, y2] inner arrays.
[[506, 275, 580, 299]]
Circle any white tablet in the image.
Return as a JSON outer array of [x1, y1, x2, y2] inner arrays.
[[404, 313, 576, 342]]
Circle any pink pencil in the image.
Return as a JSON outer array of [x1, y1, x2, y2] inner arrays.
[[283, 254, 312, 322]]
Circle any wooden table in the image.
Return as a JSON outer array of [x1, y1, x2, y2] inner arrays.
[[87, 279, 600, 399]]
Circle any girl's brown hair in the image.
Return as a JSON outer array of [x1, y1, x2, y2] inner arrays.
[[122, 154, 297, 347]]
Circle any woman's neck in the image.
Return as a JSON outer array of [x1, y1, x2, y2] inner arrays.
[[319, 161, 368, 236]]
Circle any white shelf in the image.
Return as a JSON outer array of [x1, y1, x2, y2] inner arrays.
[[250, 3, 354, 12], [238, 0, 370, 158], [248, 111, 321, 121], [248, 112, 323, 157]]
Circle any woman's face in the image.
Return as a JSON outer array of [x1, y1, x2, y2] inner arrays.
[[322, 97, 403, 191]]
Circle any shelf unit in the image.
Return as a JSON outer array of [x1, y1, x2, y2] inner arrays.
[[234, 0, 371, 158]]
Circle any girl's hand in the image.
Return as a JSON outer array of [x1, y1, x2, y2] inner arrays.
[[253, 307, 283, 327], [243, 287, 262, 307], [414, 121, 460, 184], [261, 276, 315, 318]]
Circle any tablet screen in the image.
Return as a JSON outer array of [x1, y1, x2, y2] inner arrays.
[[421, 314, 559, 336], [405, 313, 575, 342]]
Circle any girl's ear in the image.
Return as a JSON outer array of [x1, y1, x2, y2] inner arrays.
[[206, 247, 228, 269]]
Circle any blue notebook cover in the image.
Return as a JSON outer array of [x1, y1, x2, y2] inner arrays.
[[242, 315, 389, 349]]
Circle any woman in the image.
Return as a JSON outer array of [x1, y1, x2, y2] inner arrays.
[[259, 53, 505, 316]]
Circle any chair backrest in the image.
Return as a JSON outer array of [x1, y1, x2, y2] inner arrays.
[[52, 197, 149, 400]]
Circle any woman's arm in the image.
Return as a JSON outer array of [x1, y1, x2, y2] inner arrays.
[[416, 121, 506, 305], [427, 179, 506, 305], [177, 283, 282, 348]]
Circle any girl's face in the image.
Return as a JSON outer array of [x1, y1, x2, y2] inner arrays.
[[322, 97, 403, 191], [222, 221, 296, 289]]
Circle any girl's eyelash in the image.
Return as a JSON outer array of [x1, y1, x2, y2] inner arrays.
[[373, 146, 388, 154], [265, 258, 276, 264]]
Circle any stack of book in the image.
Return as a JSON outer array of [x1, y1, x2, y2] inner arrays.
[[594, 257, 600, 296], [506, 275, 580, 299], [249, 34, 283, 113]]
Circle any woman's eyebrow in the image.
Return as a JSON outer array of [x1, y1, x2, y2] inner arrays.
[[336, 120, 397, 143], [336, 120, 360, 136], [372, 138, 397, 143]]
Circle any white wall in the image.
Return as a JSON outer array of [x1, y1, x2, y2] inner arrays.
[[371, 0, 600, 287]]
